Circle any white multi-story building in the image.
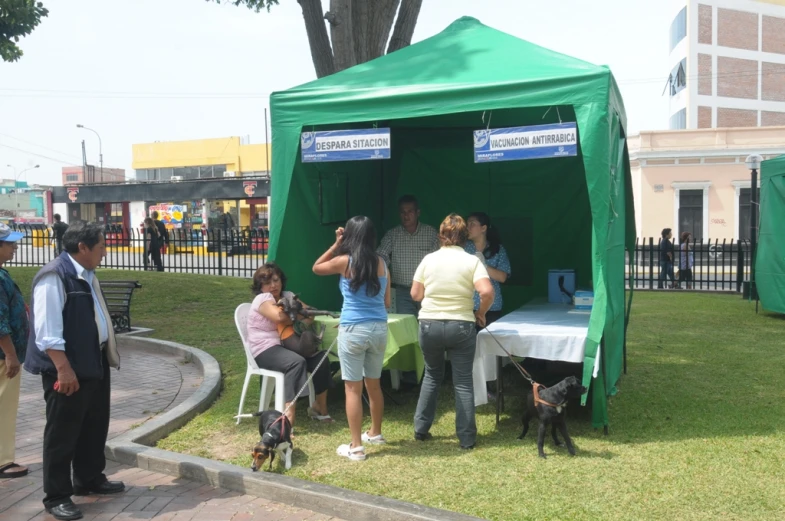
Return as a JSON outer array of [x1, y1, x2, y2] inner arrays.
[[667, 0, 785, 129]]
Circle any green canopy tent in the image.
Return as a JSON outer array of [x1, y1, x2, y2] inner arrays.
[[756, 154, 785, 314], [268, 17, 636, 429]]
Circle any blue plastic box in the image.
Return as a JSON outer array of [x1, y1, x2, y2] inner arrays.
[[548, 269, 575, 304], [574, 290, 594, 310]]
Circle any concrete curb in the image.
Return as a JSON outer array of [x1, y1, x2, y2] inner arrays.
[[106, 335, 485, 521]]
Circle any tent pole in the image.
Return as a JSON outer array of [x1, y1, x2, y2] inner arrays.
[[750, 166, 758, 303], [603, 338, 608, 435]]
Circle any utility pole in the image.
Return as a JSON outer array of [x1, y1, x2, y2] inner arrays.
[[77, 124, 103, 181]]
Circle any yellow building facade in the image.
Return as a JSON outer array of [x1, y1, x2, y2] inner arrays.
[[131, 137, 270, 229], [132, 137, 270, 176]]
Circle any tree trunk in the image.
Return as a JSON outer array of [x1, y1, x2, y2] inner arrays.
[[297, 0, 335, 78], [325, 0, 356, 73], [366, 0, 399, 59], [387, 0, 422, 54], [351, 0, 370, 64]]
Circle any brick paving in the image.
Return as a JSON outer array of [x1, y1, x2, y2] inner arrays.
[[0, 346, 343, 521]]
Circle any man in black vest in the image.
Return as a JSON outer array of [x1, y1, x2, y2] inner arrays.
[[24, 221, 123, 521]]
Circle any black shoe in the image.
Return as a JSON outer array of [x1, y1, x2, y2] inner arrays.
[[460, 444, 475, 450], [46, 501, 83, 521], [73, 480, 125, 496], [414, 432, 432, 441]]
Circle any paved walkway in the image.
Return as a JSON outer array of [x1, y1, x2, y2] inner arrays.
[[0, 345, 342, 521]]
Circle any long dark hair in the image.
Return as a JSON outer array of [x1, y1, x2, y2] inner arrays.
[[336, 216, 381, 296], [468, 212, 501, 258]]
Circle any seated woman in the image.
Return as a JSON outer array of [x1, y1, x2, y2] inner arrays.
[[246, 262, 333, 427]]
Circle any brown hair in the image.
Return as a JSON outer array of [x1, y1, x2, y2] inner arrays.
[[680, 231, 691, 246], [439, 213, 468, 247], [251, 262, 287, 295]]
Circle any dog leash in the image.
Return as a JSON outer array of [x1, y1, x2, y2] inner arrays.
[[233, 336, 338, 421], [482, 327, 561, 408], [482, 326, 535, 385]]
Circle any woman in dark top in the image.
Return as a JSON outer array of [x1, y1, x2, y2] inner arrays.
[[143, 217, 163, 271], [658, 228, 675, 289]]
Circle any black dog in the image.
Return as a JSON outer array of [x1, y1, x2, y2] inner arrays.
[[276, 293, 339, 322], [250, 410, 293, 471], [518, 376, 587, 459]]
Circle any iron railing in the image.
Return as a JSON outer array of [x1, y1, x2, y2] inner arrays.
[[628, 238, 750, 292], [6, 226, 751, 290], [6, 224, 268, 278]]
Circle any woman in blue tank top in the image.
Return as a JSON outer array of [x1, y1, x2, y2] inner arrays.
[[313, 216, 390, 461]]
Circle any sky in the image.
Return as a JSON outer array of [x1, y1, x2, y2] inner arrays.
[[0, 0, 673, 186]]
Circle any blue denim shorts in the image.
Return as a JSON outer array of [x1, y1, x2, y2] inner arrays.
[[337, 321, 388, 381]]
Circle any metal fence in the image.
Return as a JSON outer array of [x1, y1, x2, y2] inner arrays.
[[629, 238, 751, 292], [5, 225, 752, 291], [6, 224, 268, 278]]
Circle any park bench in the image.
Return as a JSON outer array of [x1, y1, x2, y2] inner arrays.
[[101, 281, 142, 333]]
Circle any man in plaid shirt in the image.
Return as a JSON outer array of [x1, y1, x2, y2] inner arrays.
[[378, 195, 440, 316]]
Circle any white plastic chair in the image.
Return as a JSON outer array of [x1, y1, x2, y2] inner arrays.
[[234, 303, 314, 424]]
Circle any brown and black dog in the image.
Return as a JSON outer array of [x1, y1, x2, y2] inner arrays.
[[250, 410, 293, 471], [518, 376, 587, 459]]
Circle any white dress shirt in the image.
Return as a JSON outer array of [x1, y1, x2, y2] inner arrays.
[[34, 254, 110, 352]]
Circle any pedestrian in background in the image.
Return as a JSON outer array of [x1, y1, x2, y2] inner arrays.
[[658, 228, 675, 289], [0, 223, 30, 479], [52, 214, 68, 255]]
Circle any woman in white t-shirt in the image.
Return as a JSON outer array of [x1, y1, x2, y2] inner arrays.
[[410, 214, 494, 450]]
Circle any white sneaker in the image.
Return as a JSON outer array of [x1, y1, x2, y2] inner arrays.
[[361, 431, 387, 445], [336, 444, 366, 461]]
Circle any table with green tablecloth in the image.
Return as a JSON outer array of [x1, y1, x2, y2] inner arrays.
[[314, 313, 424, 386]]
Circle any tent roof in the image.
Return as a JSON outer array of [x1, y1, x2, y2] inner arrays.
[[271, 17, 625, 128], [762, 154, 785, 179]]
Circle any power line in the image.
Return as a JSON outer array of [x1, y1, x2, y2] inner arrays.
[[0, 132, 83, 162], [0, 142, 78, 166]]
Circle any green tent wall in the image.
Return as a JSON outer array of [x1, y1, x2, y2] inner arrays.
[[267, 17, 636, 428], [756, 154, 785, 314]]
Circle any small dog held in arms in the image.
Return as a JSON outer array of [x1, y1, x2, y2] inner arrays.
[[250, 410, 293, 471], [518, 376, 588, 459], [275, 293, 338, 358]]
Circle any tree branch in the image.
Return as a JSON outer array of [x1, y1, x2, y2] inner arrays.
[[387, 0, 422, 54], [325, 0, 356, 73], [296, 0, 335, 78]]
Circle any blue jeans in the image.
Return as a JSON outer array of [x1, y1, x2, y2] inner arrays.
[[395, 286, 420, 384], [395, 286, 420, 317], [414, 319, 477, 447], [658, 260, 674, 288]]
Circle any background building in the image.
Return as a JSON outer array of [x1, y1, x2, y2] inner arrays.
[[51, 136, 271, 240], [130, 136, 271, 231], [667, 0, 785, 129], [630, 125, 785, 240], [63, 165, 126, 185]]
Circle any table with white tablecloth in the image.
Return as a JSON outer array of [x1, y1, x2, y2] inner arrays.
[[472, 302, 597, 408]]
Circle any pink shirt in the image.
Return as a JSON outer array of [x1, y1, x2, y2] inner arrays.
[[246, 291, 291, 358]]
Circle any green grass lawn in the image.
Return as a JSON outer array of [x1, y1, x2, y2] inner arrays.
[[10, 267, 785, 521]]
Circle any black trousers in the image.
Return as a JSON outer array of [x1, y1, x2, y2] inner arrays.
[[254, 345, 332, 403], [41, 351, 111, 509], [145, 247, 163, 271]]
